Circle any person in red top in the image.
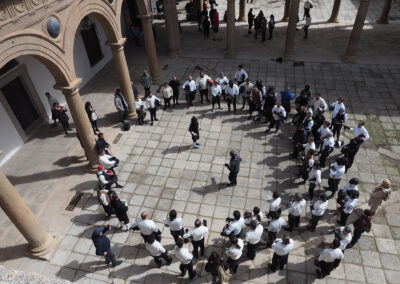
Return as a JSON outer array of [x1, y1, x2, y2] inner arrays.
[[347, 209, 373, 248], [211, 9, 219, 32]]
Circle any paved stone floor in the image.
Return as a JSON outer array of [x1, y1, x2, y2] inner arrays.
[[1, 0, 400, 283]]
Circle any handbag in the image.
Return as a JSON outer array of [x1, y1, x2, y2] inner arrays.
[[91, 111, 98, 121], [218, 265, 229, 283]]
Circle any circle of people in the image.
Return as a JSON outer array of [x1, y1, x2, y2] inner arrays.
[[94, 64, 393, 282]]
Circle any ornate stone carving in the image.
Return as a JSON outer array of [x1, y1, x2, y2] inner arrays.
[[0, 3, 9, 22], [0, 0, 55, 24]]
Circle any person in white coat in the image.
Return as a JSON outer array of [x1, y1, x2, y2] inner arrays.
[[211, 81, 222, 111], [146, 92, 160, 126], [308, 161, 321, 200], [145, 232, 172, 267], [196, 71, 211, 103], [225, 80, 239, 113], [183, 219, 209, 259], [224, 236, 244, 274], [98, 148, 119, 170], [216, 72, 229, 101], [307, 193, 328, 231], [174, 238, 196, 279], [245, 220, 263, 260], [287, 193, 306, 232], [269, 235, 294, 272]]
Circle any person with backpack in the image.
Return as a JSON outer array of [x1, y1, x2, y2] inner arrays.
[[109, 193, 129, 230], [205, 252, 229, 284], [368, 179, 391, 213], [347, 209, 373, 248], [91, 225, 122, 267]]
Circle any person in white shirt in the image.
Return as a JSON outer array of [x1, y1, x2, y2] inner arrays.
[[269, 235, 294, 272], [266, 211, 285, 247], [134, 96, 145, 125], [145, 233, 172, 267], [130, 211, 160, 242], [97, 185, 113, 217], [287, 193, 306, 232], [225, 80, 239, 113], [307, 193, 328, 231], [304, 136, 316, 156], [267, 191, 282, 218], [211, 81, 222, 111], [325, 157, 347, 199], [239, 78, 254, 110], [265, 101, 286, 133], [99, 148, 119, 170], [45, 92, 59, 126], [302, 112, 314, 135], [183, 219, 208, 259], [222, 210, 244, 237], [330, 97, 345, 120], [303, 15, 311, 39], [182, 76, 197, 107], [339, 189, 359, 226], [225, 236, 244, 273], [160, 82, 173, 110], [312, 93, 328, 113], [334, 226, 352, 251], [344, 121, 370, 142], [96, 165, 123, 189], [244, 206, 264, 225], [174, 238, 196, 279], [336, 178, 359, 213], [340, 178, 359, 193], [196, 71, 211, 103], [319, 133, 335, 168], [146, 93, 160, 126], [234, 65, 248, 85], [245, 220, 263, 260], [332, 108, 348, 146], [308, 161, 321, 200], [315, 239, 344, 279], [216, 72, 229, 101], [316, 121, 332, 153], [163, 209, 184, 244]]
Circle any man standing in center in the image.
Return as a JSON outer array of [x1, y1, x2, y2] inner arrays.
[[225, 80, 239, 113], [225, 150, 242, 187], [174, 237, 197, 280], [182, 76, 197, 108], [211, 81, 222, 111], [160, 82, 173, 110], [146, 92, 160, 126], [196, 71, 211, 104], [234, 65, 248, 86]]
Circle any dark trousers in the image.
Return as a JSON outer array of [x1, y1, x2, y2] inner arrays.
[[332, 123, 343, 142], [90, 120, 99, 134], [254, 29, 259, 39], [303, 8, 310, 19], [200, 89, 209, 103], [144, 87, 151, 98], [267, 231, 277, 247], [171, 228, 184, 244], [186, 91, 195, 107], [283, 104, 291, 114], [304, 26, 309, 39], [228, 171, 238, 185], [350, 229, 364, 246], [164, 98, 171, 109], [105, 249, 117, 265], [226, 257, 240, 273], [118, 111, 125, 123], [180, 260, 196, 278], [115, 211, 129, 224], [345, 154, 356, 173], [212, 96, 221, 110], [137, 110, 145, 124], [61, 121, 70, 133], [327, 178, 341, 199], [222, 90, 226, 101], [270, 253, 288, 271], [248, 23, 253, 34], [227, 97, 237, 112], [309, 183, 316, 200], [268, 27, 274, 39], [246, 242, 258, 260], [319, 260, 335, 277], [154, 252, 171, 265], [242, 95, 250, 108], [340, 209, 350, 226], [149, 108, 157, 122], [204, 28, 210, 39], [310, 214, 322, 230], [104, 175, 119, 189], [292, 143, 304, 157], [319, 148, 332, 168], [102, 204, 114, 216], [269, 118, 281, 131], [249, 103, 261, 118], [173, 91, 179, 106], [288, 214, 300, 231], [192, 238, 205, 258], [262, 31, 266, 41]]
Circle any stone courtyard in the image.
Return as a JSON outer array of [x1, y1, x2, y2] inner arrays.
[[1, 0, 400, 284]]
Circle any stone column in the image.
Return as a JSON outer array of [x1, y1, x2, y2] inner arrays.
[[342, 0, 370, 63], [328, 0, 342, 23], [55, 79, 98, 170], [376, 0, 392, 24], [163, 0, 178, 57], [107, 39, 137, 118], [193, 0, 203, 21], [225, 0, 236, 58], [0, 165, 55, 257], [171, 0, 183, 56], [281, 0, 291, 22], [238, 0, 246, 22], [282, 0, 300, 60]]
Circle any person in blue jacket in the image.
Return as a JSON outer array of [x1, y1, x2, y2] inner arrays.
[[91, 225, 122, 267], [280, 87, 295, 114]]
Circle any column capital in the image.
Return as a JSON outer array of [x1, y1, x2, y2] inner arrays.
[[106, 38, 127, 52], [53, 78, 82, 96], [137, 13, 152, 20]]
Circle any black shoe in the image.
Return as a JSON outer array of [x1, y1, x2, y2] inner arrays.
[[265, 128, 271, 133], [227, 183, 235, 187], [167, 257, 172, 265], [154, 118, 159, 121], [116, 184, 123, 189], [189, 272, 196, 280], [316, 269, 322, 279], [248, 116, 252, 120], [268, 263, 276, 272], [113, 260, 122, 267], [151, 122, 153, 126]]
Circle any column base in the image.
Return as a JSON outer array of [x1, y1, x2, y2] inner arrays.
[[376, 19, 389, 24], [30, 235, 60, 260], [168, 51, 178, 58], [238, 17, 246, 22], [224, 52, 236, 59], [127, 111, 138, 119], [341, 55, 356, 64], [281, 17, 289, 22], [87, 162, 98, 173], [282, 54, 294, 61], [328, 18, 339, 23], [176, 49, 184, 56]]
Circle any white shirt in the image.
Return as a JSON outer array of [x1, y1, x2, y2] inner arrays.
[[322, 136, 335, 151], [267, 218, 285, 233], [244, 211, 264, 225], [272, 105, 286, 120], [99, 190, 109, 206], [272, 238, 294, 256], [225, 238, 244, 260], [97, 170, 112, 185], [145, 240, 166, 256], [225, 217, 244, 236], [196, 75, 211, 90], [351, 125, 369, 141], [135, 99, 143, 110], [318, 248, 344, 263], [183, 225, 208, 241], [161, 86, 173, 98], [312, 97, 328, 112], [343, 197, 358, 214], [308, 167, 321, 185], [216, 76, 229, 90], [146, 96, 159, 109], [99, 154, 116, 169], [318, 126, 332, 140], [341, 183, 359, 193], [245, 224, 263, 245], [338, 227, 352, 250], [239, 82, 254, 94], [130, 219, 159, 235], [329, 162, 345, 179], [306, 107, 313, 116], [163, 217, 183, 231], [269, 197, 281, 212], [304, 142, 316, 154], [225, 84, 239, 97], [288, 199, 306, 216], [331, 101, 345, 119], [303, 117, 314, 131], [211, 85, 222, 97], [234, 69, 248, 82], [312, 200, 328, 216], [182, 80, 197, 92], [174, 246, 193, 264]]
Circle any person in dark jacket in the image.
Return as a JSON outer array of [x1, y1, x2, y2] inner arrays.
[[91, 225, 122, 267], [189, 116, 201, 149], [169, 76, 180, 107], [342, 137, 362, 172], [225, 150, 242, 187], [332, 109, 347, 146], [248, 8, 254, 34], [205, 252, 229, 284], [203, 16, 211, 39], [52, 103, 71, 134], [95, 133, 111, 155], [347, 209, 373, 248], [263, 87, 277, 124], [295, 92, 310, 112], [110, 194, 129, 230], [85, 101, 100, 135], [312, 108, 326, 139], [268, 15, 275, 40], [291, 125, 308, 157]]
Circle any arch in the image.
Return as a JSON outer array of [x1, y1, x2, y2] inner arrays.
[[0, 31, 71, 84], [63, 0, 121, 62]]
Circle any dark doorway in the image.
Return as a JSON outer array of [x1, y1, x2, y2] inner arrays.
[[80, 23, 104, 67], [1, 77, 39, 132]]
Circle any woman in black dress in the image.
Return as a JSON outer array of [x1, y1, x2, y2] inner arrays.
[[110, 194, 129, 230], [85, 101, 100, 135]]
